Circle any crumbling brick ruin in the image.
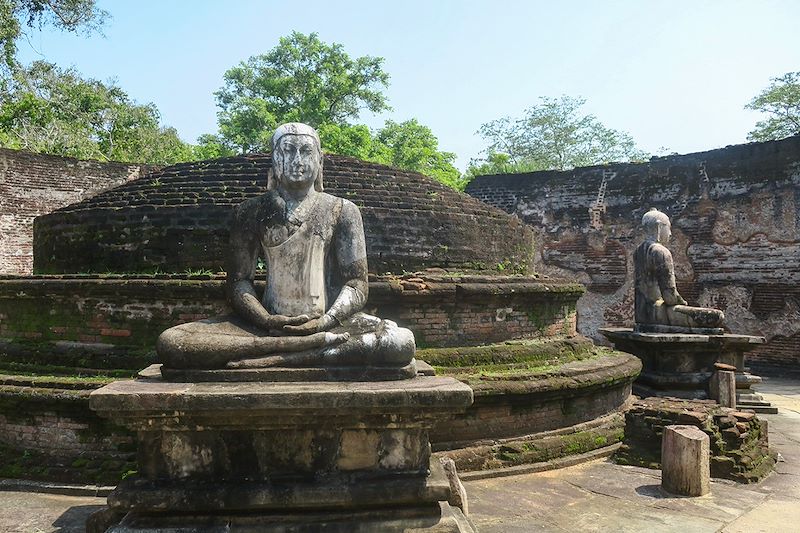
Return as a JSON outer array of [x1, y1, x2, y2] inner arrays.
[[0, 149, 152, 275], [466, 135, 800, 376]]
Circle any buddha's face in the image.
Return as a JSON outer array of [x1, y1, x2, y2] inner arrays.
[[657, 220, 672, 244], [274, 134, 321, 190]]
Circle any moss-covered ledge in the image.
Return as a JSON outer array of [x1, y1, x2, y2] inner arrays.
[[0, 274, 584, 364], [425, 337, 641, 462], [0, 383, 135, 484]]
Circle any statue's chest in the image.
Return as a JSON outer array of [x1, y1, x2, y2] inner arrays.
[[258, 194, 340, 250]]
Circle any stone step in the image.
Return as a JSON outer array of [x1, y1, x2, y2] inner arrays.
[[737, 400, 778, 414]]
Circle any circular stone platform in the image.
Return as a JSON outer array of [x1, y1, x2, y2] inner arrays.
[[33, 155, 535, 275]]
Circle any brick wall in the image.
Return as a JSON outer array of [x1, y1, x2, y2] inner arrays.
[[0, 274, 584, 369], [0, 388, 131, 458], [0, 149, 151, 275], [466, 135, 800, 375], [33, 154, 535, 275]]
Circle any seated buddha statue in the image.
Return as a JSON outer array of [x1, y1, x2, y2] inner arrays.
[[634, 208, 725, 333], [156, 123, 415, 371]]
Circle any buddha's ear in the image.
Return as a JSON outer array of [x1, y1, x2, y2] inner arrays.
[[314, 153, 324, 192], [266, 167, 276, 191]]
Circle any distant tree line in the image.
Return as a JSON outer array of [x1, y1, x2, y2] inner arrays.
[[0, 2, 797, 188]]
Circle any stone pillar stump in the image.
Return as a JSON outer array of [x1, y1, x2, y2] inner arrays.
[[710, 366, 737, 408], [661, 425, 710, 496]]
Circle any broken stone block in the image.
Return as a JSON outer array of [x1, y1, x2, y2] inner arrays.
[[710, 369, 736, 408], [440, 457, 469, 516], [661, 425, 710, 496]]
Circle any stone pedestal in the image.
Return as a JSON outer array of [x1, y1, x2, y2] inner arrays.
[[661, 425, 710, 496], [600, 328, 764, 400], [89, 373, 475, 532]]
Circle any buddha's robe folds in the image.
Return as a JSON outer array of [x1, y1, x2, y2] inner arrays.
[[157, 191, 415, 370], [633, 240, 724, 330]]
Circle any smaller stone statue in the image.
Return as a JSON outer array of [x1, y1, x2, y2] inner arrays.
[[634, 208, 724, 333]]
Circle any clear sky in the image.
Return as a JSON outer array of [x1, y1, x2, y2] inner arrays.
[[16, 0, 800, 170]]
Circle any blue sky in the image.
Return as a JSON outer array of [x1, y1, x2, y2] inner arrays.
[[17, 0, 800, 170]]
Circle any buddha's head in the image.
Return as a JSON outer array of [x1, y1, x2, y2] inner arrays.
[[268, 122, 323, 192], [642, 207, 671, 244]]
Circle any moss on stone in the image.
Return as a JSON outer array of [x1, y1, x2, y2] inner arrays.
[[418, 336, 594, 368]]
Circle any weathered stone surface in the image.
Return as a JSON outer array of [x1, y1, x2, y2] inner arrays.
[[157, 361, 418, 382], [600, 327, 764, 399], [661, 425, 710, 496], [106, 501, 474, 532], [440, 457, 469, 516], [634, 208, 724, 332], [155, 124, 416, 373], [0, 148, 153, 275], [90, 376, 473, 422], [90, 374, 475, 530], [615, 396, 775, 483], [33, 152, 535, 277], [711, 369, 737, 408], [108, 458, 453, 512]]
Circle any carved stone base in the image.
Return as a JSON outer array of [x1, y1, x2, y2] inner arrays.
[[634, 323, 725, 335], [103, 501, 473, 532], [600, 328, 765, 400], [152, 360, 418, 382], [89, 375, 475, 532]]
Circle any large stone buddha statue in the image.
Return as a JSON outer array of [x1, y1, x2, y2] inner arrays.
[[634, 208, 725, 333], [156, 123, 415, 371]]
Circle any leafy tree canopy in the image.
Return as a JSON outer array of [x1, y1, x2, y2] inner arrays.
[[469, 95, 648, 177], [318, 120, 464, 190], [210, 32, 463, 188], [373, 119, 462, 189], [215, 31, 390, 153], [0, 60, 195, 164], [0, 0, 107, 71], [746, 71, 800, 142]]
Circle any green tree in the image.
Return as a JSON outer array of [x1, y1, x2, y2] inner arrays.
[[0, 0, 108, 71], [464, 152, 538, 179], [0, 61, 194, 164], [746, 71, 800, 142], [215, 31, 390, 152], [317, 123, 377, 161], [471, 95, 648, 176], [373, 119, 463, 189], [211, 32, 463, 189], [192, 133, 236, 160], [317, 120, 463, 189]]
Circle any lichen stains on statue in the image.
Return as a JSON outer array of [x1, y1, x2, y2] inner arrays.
[[156, 123, 416, 374], [634, 208, 725, 333]]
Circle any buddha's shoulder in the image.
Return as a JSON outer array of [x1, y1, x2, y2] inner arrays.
[[648, 242, 673, 259], [234, 192, 284, 224], [318, 192, 360, 215], [635, 240, 672, 258]]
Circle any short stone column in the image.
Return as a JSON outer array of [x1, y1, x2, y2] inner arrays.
[[710, 363, 737, 408], [661, 425, 710, 496]]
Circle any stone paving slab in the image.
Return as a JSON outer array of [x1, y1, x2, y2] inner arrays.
[[0, 491, 103, 533], [466, 376, 800, 533]]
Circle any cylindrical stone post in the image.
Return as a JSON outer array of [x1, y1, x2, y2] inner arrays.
[[661, 425, 710, 496]]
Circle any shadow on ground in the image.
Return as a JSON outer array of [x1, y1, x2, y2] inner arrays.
[[53, 504, 106, 532]]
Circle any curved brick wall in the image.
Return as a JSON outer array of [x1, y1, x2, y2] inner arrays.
[[33, 155, 535, 275], [0, 274, 583, 366]]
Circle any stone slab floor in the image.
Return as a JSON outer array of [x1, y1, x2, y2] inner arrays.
[[1, 377, 798, 533]]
